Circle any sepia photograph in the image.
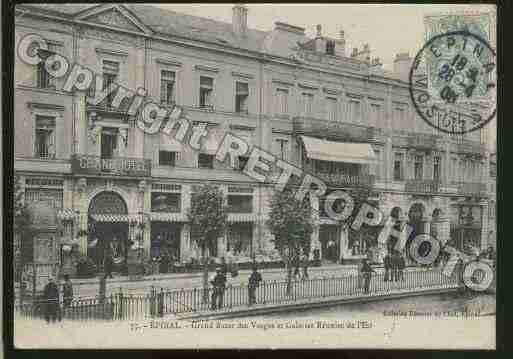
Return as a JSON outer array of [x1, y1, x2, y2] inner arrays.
[[8, 2, 497, 350]]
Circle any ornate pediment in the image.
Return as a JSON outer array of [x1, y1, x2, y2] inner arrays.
[[83, 8, 141, 33], [76, 5, 151, 35]]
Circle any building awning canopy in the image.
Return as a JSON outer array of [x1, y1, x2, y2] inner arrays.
[[300, 135, 377, 165]]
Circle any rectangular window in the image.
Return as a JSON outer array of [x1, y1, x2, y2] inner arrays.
[[102, 60, 119, 105], [37, 62, 53, 88], [393, 152, 404, 181], [160, 70, 175, 105], [238, 156, 249, 171], [159, 151, 176, 167], [199, 76, 214, 109], [326, 97, 337, 121], [275, 88, 289, 115], [36, 44, 56, 88], [151, 192, 181, 212], [349, 100, 361, 123], [326, 40, 335, 55], [34, 116, 56, 159], [198, 153, 214, 169], [25, 188, 63, 209], [227, 195, 253, 213], [414, 155, 424, 180], [302, 92, 314, 116], [276, 139, 289, 161], [227, 223, 253, 256], [235, 82, 249, 113], [433, 156, 441, 181], [370, 104, 381, 127], [100, 127, 118, 159]]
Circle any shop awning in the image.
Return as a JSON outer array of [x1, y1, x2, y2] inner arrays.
[[300, 135, 377, 164]]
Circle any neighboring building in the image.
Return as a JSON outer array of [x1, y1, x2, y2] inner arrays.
[[14, 4, 492, 275]]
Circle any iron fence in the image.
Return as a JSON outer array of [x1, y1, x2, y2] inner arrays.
[[15, 268, 460, 321]]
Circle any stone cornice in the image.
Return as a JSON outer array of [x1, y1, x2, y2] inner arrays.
[[95, 47, 129, 57], [27, 102, 65, 111], [155, 58, 183, 67], [194, 64, 220, 73]]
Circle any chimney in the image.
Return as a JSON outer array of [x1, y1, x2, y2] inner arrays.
[[334, 29, 346, 57], [232, 4, 248, 35], [351, 44, 371, 63], [393, 52, 412, 82]]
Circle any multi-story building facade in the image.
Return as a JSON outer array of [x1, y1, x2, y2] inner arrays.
[[14, 4, 493, 275]]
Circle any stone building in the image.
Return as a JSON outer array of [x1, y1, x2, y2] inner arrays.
[[14, 4, 493, 274]]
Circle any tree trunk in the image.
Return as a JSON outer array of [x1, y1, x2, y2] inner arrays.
[[285, 246, 293, 296], [202, 243, 209, 304], [286, 258, 293, 296]]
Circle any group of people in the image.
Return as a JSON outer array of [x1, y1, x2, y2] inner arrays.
[[383, 250, 406, 282], [209, 265, 262, 310], [40, 275, 74, 324], [293, 252, 309, 281]]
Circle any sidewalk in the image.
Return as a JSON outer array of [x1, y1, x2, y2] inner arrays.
[[69, 263, 361, 286]]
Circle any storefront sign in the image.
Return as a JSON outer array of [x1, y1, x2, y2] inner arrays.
[[71, 155, 151, 177]]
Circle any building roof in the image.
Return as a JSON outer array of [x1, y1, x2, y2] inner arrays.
[[18, 4, 269, 53]]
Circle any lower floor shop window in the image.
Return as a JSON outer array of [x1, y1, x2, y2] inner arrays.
[[348, 228, 367, 256], [227, 223, 253, 257]]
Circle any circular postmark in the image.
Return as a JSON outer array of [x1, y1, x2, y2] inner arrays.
[[409, 30, 496, 134]]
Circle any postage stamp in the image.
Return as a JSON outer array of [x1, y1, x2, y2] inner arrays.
[[7, 3, 497, 351]]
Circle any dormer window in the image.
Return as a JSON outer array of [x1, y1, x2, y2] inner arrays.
[[326, 40, 335, 55]]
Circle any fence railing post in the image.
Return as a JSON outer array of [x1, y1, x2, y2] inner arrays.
[[118, 287, 123, 320], [158, 288, 164, 317]]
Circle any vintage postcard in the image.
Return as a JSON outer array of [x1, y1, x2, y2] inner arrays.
[[10, 3, 497, 350]]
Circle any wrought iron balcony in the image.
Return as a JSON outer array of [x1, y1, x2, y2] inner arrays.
[[405, 179, 441, 194], [452, 181, 488, 197], [71, 155, 151, 177], [293, 117, 378, 142], [454, 139, 486, 155]]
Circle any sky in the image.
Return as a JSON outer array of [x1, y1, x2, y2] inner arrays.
[[151, 3, 495, 71]]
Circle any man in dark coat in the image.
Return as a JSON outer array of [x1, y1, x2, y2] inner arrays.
[[397, 253, 406, 281], [301, 253, 309, 280], [43, 277, 60, 323], [360, 259, 376, 294], [383, 251, 392, 282], [210, 268, 227, 310], [391, 251, 399, 282], [62, 274, 74, 308], [248, 266, 262, 306]]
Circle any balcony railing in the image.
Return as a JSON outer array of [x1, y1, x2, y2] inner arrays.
[[71, 155, 151, 177], [315, 171, 376, 188], [405, 179, 441, 194], [454, 139, 485, 155], [452, 181, 488, 197], [293, 117, 379, 142]]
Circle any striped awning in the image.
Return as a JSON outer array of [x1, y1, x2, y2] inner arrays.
[[227, 213, 257, 223], [90, 214, 140, 222], [150, 212, 188, 222], [57, 209, 77, 220]]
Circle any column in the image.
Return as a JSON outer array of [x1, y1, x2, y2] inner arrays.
[[384, 137, 392, 184], [480, 201, 489, 251], [310, 193, 321, 259], [76, 178, 88, 255], [339, 226, 348, 261], [140, 180, 151, 257], [443, 139, 451, 187], [180, 224, 191, 262]]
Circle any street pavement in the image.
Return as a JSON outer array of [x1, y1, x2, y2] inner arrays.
[[66, 264, 363, 298]]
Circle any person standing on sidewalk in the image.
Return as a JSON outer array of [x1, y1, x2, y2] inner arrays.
[[62, 274, 73, 309], [248, 266, 262, 306], [391, 251, 399, 282], [301, 252, 309, 280], [43, 277, 61, 323], [397, 253, 406, 281], [384, 251, 392, 282], [210, 267, 226, 310], [360, 259, 376, 294]]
